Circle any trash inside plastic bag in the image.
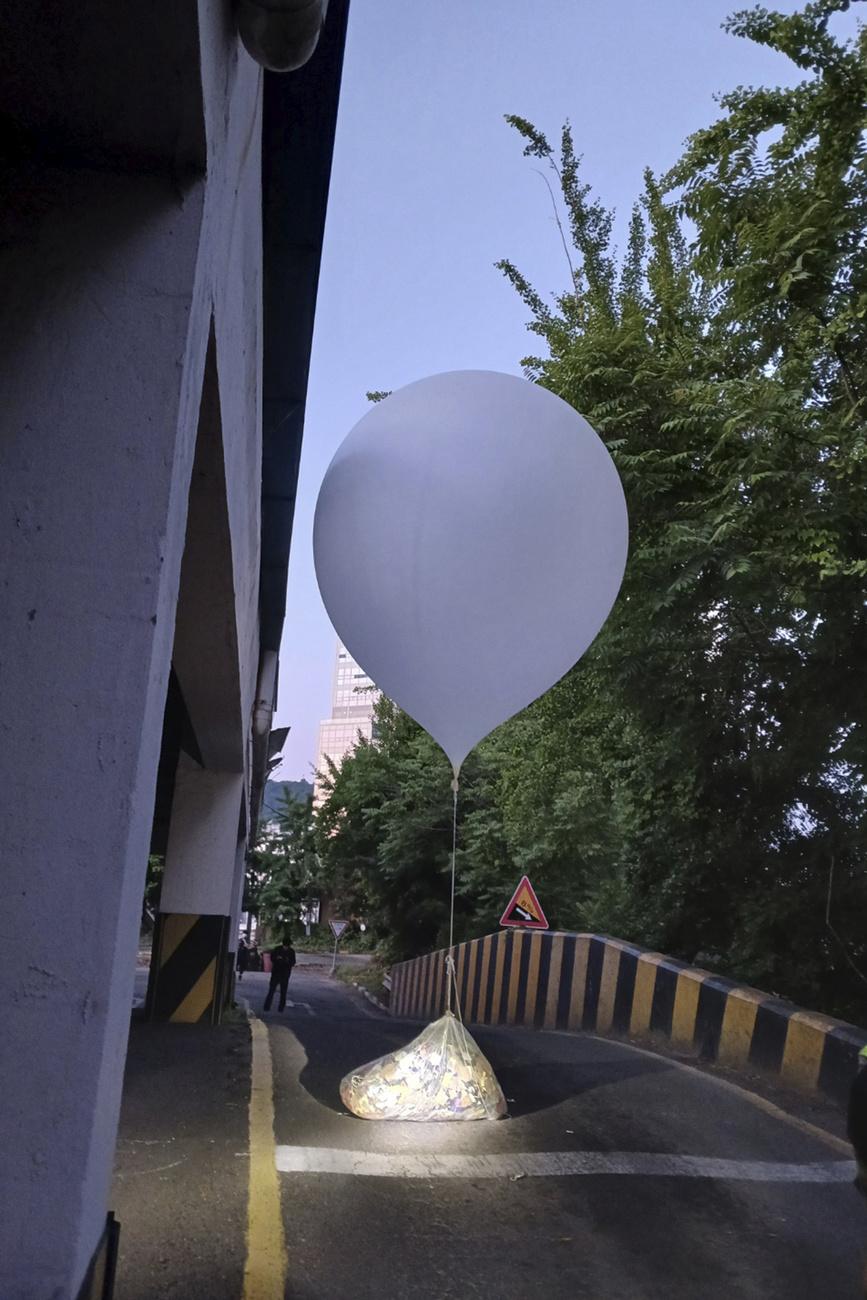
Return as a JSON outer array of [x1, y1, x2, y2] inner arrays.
[[340, 1011, 508, 1121]]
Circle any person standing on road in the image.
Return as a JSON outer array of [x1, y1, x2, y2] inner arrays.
[[848, 1045, 867, 1297], [848, 1045, 867, 1187], [263, 939, 296, 1012], [236, 938, 250, 982]]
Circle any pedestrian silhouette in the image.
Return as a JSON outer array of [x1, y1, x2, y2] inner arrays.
[[236, 938, 250, 981], [264, 940, 296, 1012]]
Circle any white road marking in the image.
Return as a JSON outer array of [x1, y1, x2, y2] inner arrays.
[[285, 1000, 315, 1016], [274, 1146, 856, 1183]]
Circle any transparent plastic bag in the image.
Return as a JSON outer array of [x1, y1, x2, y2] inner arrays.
[[340, 1011, 508, 1121]]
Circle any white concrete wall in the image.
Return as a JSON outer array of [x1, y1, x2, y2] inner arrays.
[[0, 166, 208, 1300], [161, 755, 245, 916], [0, 5, 264, 1294], [171, 328, 247, 774], [199, 0, 264, 773]]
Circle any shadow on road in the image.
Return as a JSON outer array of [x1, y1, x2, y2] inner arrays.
[[284, 1011, 675, 1120], [492, 1053, 673, 1118]]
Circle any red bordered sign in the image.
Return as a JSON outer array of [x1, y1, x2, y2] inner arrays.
[[499, 876, 549, 929]]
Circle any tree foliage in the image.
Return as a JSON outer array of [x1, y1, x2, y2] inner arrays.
[[249, 792, 319, 938], [316, 2, 867, 1019]]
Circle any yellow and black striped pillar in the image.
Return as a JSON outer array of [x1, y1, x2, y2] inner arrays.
[[147, 912, 230, 1023]]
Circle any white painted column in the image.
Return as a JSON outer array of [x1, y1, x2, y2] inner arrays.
[[0, 167, 208, 1299], [147, 754, 245, 1022], [160, 755, 245, 918]]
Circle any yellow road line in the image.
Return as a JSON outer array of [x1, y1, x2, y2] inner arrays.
[[243, 1017, 287, 1300]]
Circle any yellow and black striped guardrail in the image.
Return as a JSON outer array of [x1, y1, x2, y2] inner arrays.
[[390, 931, 867, 1105], [147, 912, 230, 1023]]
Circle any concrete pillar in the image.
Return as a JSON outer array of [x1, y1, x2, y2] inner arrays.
[[230, 835, 250, 959], [146, 325, 250, 1024], [0, 167, 208, 1299], [148, 755, 244, 1022], [0, 3, 265, 1293]]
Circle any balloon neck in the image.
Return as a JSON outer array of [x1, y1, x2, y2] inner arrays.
[[451, 764, 461, 796]]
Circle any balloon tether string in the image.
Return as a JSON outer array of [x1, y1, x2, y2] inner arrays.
[[446, 770, 459, 1014], [442, 768, 497, 1118]]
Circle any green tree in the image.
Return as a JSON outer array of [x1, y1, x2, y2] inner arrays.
[[252, 793, 319, 938], [315, 2, 867, 1020], [316, 698, 457, 959], [492, 1, 867, 1015]]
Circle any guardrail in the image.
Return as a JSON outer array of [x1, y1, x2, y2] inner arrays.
[[389, 930, 867, 1105]]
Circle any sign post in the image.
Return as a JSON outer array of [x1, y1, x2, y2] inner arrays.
[[299, 897, 320, 937], [499, 876, 549, 930], [329, 918, 348, 974]]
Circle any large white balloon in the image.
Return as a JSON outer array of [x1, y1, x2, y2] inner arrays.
[[313, 370, 628, 774]]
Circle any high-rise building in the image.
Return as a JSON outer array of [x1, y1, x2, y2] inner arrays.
[[314, 639, 379, 802]]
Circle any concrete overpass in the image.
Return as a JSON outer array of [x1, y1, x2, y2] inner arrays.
[[0, 2, 349, 1295]]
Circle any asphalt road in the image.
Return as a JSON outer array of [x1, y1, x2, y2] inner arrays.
[[243, 965, 867, 1300], [114, 1013, 251, 1300]]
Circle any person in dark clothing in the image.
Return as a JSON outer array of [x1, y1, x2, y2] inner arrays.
[[236, 939, 250, 981], [848, 1045, 867, 1195], [263, 940, 296, 1012], [848, 1049, 867, 1298]]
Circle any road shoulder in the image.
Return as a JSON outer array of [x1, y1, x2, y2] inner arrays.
[[112, 1017, 251, 1300]]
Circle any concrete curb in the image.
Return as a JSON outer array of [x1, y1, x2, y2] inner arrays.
[[352, 981, 389, 1014], [390, 932, 867, 1106]]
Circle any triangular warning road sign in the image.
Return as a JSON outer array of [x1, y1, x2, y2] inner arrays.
[[499, 876, 549, 929]]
